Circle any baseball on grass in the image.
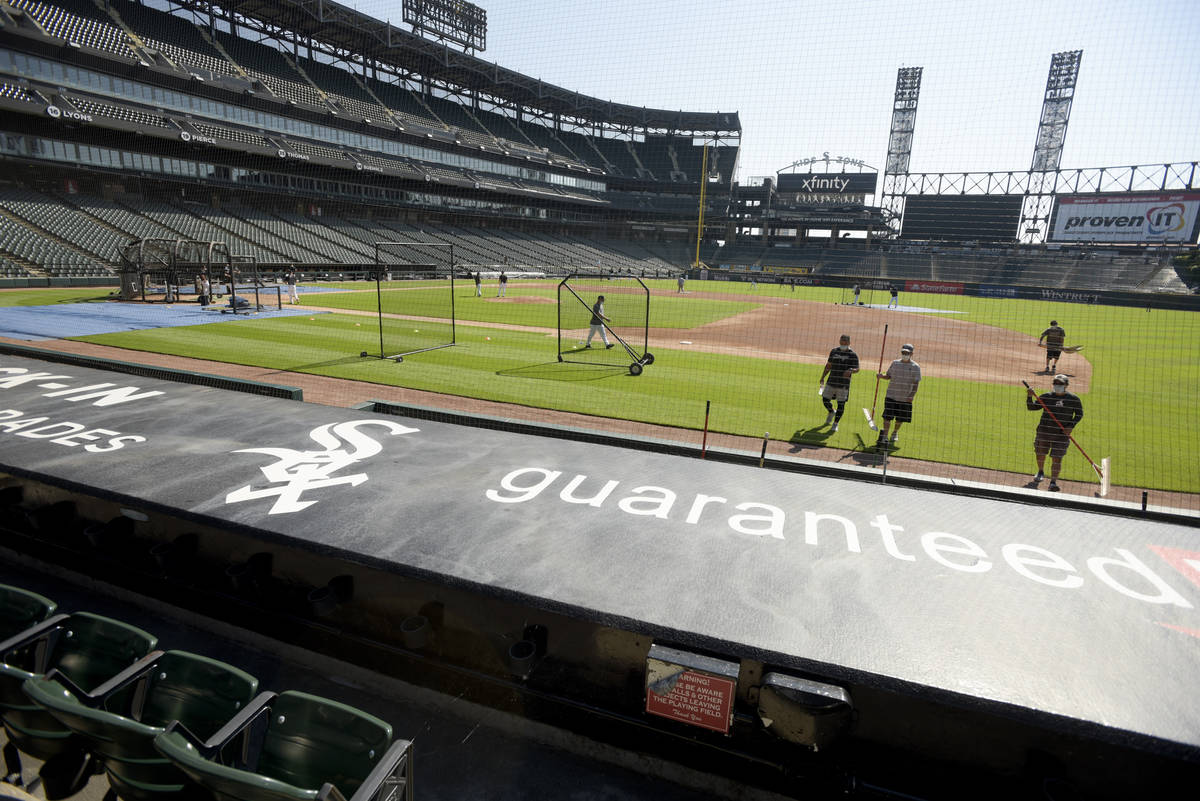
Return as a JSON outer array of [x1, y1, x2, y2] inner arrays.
[[485, 336, 491, 341]]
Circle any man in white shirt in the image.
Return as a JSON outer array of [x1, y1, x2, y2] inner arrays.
[[876, 343, 921, 447]]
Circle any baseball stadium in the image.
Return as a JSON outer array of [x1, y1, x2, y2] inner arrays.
[[0, 1, 1198, 799]]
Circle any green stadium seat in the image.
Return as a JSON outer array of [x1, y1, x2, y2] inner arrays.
[[1, 612, 156, 795], [22, 650, 259, 801], [0, 585, 57, 643], [154, 690, 413, 801]]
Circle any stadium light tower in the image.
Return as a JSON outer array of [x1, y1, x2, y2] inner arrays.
[[1030, 50, 1082, 172], [1021, 50, 1083, 243], [881, 67, 923, 236]]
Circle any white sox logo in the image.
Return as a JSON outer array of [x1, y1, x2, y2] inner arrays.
[[225, 420, 418, 514]]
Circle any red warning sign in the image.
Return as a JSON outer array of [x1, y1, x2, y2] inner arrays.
[[645, 669, 736, 733]]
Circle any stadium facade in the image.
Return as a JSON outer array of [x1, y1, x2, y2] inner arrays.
[[0, 0, 740, 278]]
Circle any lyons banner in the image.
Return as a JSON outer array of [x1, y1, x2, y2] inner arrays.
[[1049, 193, 1200, 243]]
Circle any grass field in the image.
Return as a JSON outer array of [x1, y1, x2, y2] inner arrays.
[[4, 281, 1198, 493]]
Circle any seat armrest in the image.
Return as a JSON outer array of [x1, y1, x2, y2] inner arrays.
[[161, 717, 220, 759], [0, 613, 69, 655], [346, 739, 414, 801], [47, 649, 165, 706], [316, 783, 348, 801], [202, 690, 276, 751]]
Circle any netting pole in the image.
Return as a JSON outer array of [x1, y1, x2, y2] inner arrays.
[[450, 245, 456, 345], [642, 274, 650, 355], [376, 266, 384, 359]]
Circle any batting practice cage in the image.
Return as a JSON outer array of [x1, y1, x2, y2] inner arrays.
[[361, 242, 457, 362], [558, 273, 654, 375]]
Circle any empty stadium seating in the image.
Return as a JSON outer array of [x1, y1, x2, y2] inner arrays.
[[8, 0, 138, 61], [0, 584, 56, 642], [0, 576, 413, 801], [154, 690, 413, 801], [1, 611, 157, 794], [24, 650, 259, 801], [213, 33, 329, 111]]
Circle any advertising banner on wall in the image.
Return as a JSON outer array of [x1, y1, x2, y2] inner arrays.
[[1049, 193, 1200, 243], [777, 172, 878, 195]]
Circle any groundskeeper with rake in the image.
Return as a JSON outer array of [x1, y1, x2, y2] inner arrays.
[[875, 343, 921, 449], [1025, 375, 1084, 493]]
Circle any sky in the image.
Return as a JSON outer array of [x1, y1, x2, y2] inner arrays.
[[350, 0, 1200, 184]]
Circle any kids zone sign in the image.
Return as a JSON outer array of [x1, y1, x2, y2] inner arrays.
[[1050, 192, 1200, 243]]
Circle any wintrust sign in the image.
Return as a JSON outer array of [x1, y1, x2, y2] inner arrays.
[[1051, 193, 1200, 243]]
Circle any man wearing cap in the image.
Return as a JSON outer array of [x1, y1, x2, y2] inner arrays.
[[819, 334, 859, 432], [1038, 320, 1066, 373], [876, 343, 921, 448], [1026, 374, 1084, 492], [585, 295, 614, 349]]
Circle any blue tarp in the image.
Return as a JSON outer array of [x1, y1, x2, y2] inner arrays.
[[0, 302, 326, 341]]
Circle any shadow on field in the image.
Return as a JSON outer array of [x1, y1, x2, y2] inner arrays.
[[58, 294, 117, 304], [497, 362, 628, 381], [786, 426, 831, 452], [278, 355, 369, 372], [846, 435, 889, 468]]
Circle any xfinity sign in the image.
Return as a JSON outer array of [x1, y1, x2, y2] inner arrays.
[[777, 172, 877, 195], [1050, 193, 1200, 243]]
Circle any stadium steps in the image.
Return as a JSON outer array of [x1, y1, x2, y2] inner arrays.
[[559, 128, 615, 171], [90, 0, 154, 65], [267, 210, 376, 262], [498, 229, 576, 266], [198, 28, 251, 80], [45, 191, 138, 243], [120, 199, 280, 265], [321, 214, 399, 250], [0, 250, 41, 276], [419, 223, 498, 265], [279, 51, 338, 113], [543, 126, 591, 165], [7, 0, 138, 61], [472, 105, 540, 151], [203, 205, 330, 264], [345, 71, 406, 128], [625, 140, 652, 179], [0, 193, 116, 269], [59, 191, 188, 244], [357, 220, 450, 264], [405, 88, 450, 131], [110, 0, 249, 82]]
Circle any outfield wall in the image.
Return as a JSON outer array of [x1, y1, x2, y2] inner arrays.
[[696, 269, 1200, 311]]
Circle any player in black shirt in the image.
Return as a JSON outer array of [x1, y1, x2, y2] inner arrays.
[[819, 334, 859, 432], [1038, 320, 1066, 373], [1026, 374, 1084, 492]]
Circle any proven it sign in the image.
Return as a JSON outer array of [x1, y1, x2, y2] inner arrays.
[[1050, 193, 1200, 243]]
